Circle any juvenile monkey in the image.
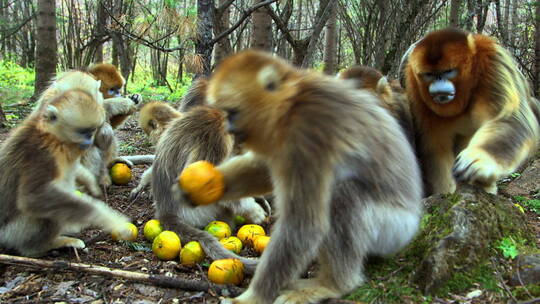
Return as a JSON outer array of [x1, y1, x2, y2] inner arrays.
[[177, 77, 208, 112], [152, 106, 268, 273], [181, 51, 423, 303], [401, 28, 540, 195], [339, 66, 415, 146], [0, 73, 132, 257], [129, 101, 182, 199]]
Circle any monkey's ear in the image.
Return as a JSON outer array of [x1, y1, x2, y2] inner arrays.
[[376, 77, 389, 95], [257, 65, 280, 92], [44, 105, 59, 122]]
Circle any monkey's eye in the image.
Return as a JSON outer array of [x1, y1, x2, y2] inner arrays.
[[225, 109, 239, 123], [108, 87, 121, 97], [443, 69, 458, 79], [421, 72, 435, 82], [265, 81, 278, 91]]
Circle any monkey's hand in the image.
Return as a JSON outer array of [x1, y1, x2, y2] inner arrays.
[[452, 147, 502, 189], [220, 289, 267, 304], [128, 94, 143, 105]]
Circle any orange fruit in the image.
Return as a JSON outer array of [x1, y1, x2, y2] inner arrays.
[[143, 219, 163, 242], [208, 258, 244, 285], [219, 236, 243, 254], [180, 241, 205, 265], [110, 163, 132, 185], [111, 223, 138, 241], [204, 221, 232, 240], [152, 231, 181, 260], [253, 235, 270, 254], [237, 224, 266, 247], [178, 161, 224, 205]]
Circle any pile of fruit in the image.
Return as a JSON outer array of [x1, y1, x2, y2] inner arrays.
[[110, 219, 271, 285]]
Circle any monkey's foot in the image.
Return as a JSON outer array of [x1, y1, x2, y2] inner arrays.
[[453, 147, 501, 189], [100, 174, 112, 188], [111, 157, 134, 168], [52, 236, 86, 250], [240, 201, 267, 225], [221, 288, 268, 304], [274, 279, 341, 304]]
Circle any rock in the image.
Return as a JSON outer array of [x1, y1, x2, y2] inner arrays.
[[505, 159, 540, 197], [509, 254, 540, 286], [410, 185, 535, 294]]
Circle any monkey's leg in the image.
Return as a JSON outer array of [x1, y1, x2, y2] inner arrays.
[[421, 138, 456, 195], [453, 114, 539, 194], [217, 152, 273, 201], [129, 165, 153, 200], [226, 159, 335, 304]]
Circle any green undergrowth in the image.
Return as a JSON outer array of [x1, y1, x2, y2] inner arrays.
[[347, 192, 538, 303]]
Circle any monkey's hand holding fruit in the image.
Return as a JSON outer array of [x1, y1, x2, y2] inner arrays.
[[175, 160, 225, 206]]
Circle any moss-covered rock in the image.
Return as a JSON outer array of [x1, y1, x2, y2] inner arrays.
[[347, 185, 538, 303]]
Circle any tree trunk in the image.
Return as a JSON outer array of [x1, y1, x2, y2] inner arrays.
[[463, 0, 475, 30], [214, 0, 232, 64], [449, 0, 461, 27], [196, 0, 214, 77], [250, 0, 273, 51], [323, 2, 337, 75], [535, 0, 540, 97], [34, 0, 58, 98]]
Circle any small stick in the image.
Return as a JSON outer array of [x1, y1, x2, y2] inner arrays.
[[0, 254, 244, 296]]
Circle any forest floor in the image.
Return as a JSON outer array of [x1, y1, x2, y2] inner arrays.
[[0, 105, 539, 304]]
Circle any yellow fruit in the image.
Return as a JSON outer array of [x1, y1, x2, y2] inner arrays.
[[237, 224, 266, 247], [204, 221, 231, 240], [152, 231, 181, 260], [208, 259, 244, 285], [178, 160, 224, 205], [110, 163, 132, 185], [253, 235, 270, 254], [74, 190, 83, 196], [144, 219, 163, 242], [219, 236, 243, 254], [111, 223, 138, 241], [180, 241, 205, 265]]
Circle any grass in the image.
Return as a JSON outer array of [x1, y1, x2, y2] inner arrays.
[[513, 196, 540, 215]]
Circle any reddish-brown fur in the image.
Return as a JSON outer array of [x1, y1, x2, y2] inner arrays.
[[88, 63, 125, 99]]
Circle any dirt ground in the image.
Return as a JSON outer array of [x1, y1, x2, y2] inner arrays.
[[0, 111, 539, 304]]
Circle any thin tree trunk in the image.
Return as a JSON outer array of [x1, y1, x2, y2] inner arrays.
[[214, 0, 232, 64], [196, 0, 214, 77], [449, 0, 461, 27], [323, 2, 337, 75], [34, 0, 58, 98], [535, 0, 540, 96], [250, 0, 273, 51]]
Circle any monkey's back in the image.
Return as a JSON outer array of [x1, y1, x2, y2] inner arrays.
[[151, 106, 234, 227], [291, 75, 423, 210], [0, 119, 57, 227]]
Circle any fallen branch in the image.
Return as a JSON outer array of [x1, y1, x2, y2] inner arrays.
[[0, 254, 243, 296]]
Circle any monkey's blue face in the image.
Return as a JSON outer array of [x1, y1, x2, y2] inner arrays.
[[107, 87, 122, 98], [420, 69, 458, 104]]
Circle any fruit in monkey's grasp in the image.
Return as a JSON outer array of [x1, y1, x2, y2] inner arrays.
[[111, 222, 138, 241], [178, 160, 224, 205]]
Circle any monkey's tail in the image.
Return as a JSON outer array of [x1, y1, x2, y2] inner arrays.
[[160, 214, 258, 274]]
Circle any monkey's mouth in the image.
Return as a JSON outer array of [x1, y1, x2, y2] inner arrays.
[[431, 93, 455, 104]]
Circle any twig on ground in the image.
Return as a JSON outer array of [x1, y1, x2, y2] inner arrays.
[[0, 254, 244, 296]]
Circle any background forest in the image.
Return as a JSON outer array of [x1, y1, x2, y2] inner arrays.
[[1, 0, 540, 126], [1, 1, 540, 303]]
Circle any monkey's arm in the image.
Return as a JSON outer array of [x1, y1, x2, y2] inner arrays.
[[216, 152, 273, 201], [102, 97, 137, 129], [453, 103, 539, 191], [17, 177, 129, 232], [76, 165, 102, 198]]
